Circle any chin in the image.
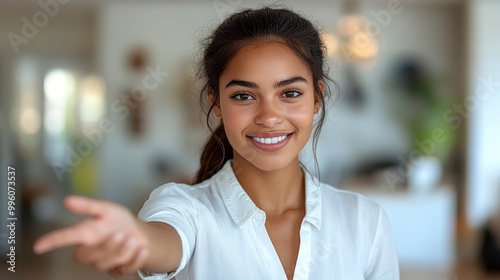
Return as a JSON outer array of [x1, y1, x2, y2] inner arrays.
[[241, 154, 297, 173]]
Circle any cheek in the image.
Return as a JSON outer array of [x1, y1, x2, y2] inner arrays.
[[285, 104, 315, 128], [220, 104, 250, 137]]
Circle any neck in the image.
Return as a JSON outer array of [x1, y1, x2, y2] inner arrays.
[[232, 155, 305, 215]]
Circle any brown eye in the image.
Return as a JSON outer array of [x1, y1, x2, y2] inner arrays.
[[282, 90, 301, 98], [231, 93, 254, 101]]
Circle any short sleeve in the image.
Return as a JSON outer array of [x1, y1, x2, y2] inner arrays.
[[364, 208, 400, 280], [137, 183, 198, 280]]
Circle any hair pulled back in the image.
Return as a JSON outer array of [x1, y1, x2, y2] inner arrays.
[[195, 7, 332, 183]]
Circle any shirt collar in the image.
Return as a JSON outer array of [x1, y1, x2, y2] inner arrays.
[[214, 161, 322, 230], [303, 167, 322, 230]]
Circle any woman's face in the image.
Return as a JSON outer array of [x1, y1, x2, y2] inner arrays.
[[215, 42, 321, 172]]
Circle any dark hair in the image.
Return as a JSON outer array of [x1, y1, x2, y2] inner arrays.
[[194, 6, 333, 183]]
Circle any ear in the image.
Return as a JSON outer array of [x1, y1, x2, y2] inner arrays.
[[315, 80, 325, 114], [207, 88, 222, 119]]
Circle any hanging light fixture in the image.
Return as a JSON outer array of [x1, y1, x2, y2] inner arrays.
[[322, 0, 379, 62]]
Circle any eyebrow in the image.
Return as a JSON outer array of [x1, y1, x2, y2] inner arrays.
[[224, 76, 307, 89]]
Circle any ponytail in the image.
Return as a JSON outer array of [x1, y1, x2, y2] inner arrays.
[[194, 124, 233, 184]]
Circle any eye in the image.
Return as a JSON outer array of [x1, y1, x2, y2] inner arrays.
[[231, 93, 255, 101], [282, 90, 302, 98]]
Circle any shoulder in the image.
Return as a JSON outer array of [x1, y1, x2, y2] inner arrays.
[[317, 182, 388, 236], [148, 179, 212, 199], [319, 182, 383, 214], [138, 179, 215, 219], [317, 183, 395, 260]]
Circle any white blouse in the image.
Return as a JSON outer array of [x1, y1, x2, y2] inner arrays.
[[138, 161, 400, 280]]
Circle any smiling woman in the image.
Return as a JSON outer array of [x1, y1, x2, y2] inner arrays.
[[33, 6, 400, 280], [215, 42, 319, 173]]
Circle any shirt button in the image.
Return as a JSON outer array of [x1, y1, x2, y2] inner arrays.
[[256, 211, 265, 221]]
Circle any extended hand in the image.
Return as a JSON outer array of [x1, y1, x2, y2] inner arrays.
[[33, 195, 149, 275]]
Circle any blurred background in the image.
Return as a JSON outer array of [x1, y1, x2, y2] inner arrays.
[[1, 0, 499, 279]]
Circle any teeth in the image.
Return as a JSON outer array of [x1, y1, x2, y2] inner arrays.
[[252, 135, 288, 144]]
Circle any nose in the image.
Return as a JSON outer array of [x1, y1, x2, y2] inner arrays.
[[255, 99, 284, 128]]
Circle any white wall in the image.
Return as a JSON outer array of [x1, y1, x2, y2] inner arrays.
[[97, 2, 220, 207], [467, 0, 500, 227]]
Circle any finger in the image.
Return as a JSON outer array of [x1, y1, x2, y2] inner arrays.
[[74, 233, 126, 264], [34, 219, 106, 254], [118, 248, 149, 275], [95, 237, 141, 272], [34, 228, 83, 254], [65, 195, 109, 217]]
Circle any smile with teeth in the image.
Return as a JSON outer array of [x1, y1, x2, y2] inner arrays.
[[250, 134, 290, 144]]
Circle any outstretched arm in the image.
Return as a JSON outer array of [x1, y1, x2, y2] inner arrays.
[[33, 195, 183, 275]]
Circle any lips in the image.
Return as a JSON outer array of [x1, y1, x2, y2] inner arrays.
[[247, 133, 293, 152]]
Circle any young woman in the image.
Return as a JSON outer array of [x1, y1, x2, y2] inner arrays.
[[34, 7, 399, 280]]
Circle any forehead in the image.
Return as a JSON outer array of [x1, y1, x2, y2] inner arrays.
[[220, 42, 313, 85]]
